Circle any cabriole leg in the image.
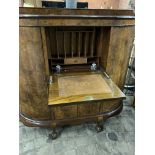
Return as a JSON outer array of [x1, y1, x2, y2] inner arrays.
[[95, 116, 104, 133], [49, 123, 59, 140]]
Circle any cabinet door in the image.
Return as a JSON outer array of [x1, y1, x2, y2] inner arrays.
[[20, 27, 50, 119], [106, 26, 135, 89]]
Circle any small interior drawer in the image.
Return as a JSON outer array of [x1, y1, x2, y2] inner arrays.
[[64, 57, 87, 64]]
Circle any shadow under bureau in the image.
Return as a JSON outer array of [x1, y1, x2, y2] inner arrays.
[[19, 8, 135, 139]]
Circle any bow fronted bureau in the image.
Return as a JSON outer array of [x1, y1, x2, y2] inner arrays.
[[19, 8, 134, 139]]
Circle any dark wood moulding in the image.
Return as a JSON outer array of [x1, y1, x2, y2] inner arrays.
[[19, 8, 135, 27], [19, 7, 135, 17]]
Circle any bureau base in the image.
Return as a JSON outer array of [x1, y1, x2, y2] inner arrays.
[[20, 101, 123, 139]]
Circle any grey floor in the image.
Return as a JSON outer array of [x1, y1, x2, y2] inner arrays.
[[19, 96, 135, 155]]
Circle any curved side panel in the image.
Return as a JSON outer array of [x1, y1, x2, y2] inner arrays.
[[20, 101, 123, 127], [105, 26, 135, 90], [19, 27, 51, 120]]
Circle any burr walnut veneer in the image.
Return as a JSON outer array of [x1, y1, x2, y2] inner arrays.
[[19, 8, 134, 139]]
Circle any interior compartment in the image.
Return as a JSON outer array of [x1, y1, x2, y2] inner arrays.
[[45, 26, 111, 74], [45, 26, 117, 105]]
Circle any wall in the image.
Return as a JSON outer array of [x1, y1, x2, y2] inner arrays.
[[78, 0, 135, 9], [119, 0, 135, 9], [20, 0, 135, 10], [78, 0, 119, 9]]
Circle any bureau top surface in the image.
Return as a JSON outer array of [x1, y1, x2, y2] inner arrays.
[[19, 7, 135, 19], [19, 8, 135, 26], [48, 71, 125, 105]]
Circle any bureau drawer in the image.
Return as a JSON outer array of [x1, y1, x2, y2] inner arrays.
[[78, 102, 100, 117], [52, 105, 77, 120], [100, 99, 121, 113], [64, 57, 87, 64]]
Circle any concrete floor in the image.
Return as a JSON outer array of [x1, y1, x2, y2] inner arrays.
[[19, 96, 135, 155]]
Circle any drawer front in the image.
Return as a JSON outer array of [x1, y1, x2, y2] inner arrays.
[[78, 102, 100, 117], [52, 105, 77, 120], [100, 99, 121, 113], [64, 57, 87, 64]]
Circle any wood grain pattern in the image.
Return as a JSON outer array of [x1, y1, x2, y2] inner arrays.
[[20, 18, 134, 27], [100, 99, 121, 113], [19, 7, 135, 17], [19, 27, 51, 119], [105, 26, 135, 89], [41, 27, 49, 76], [78, 102, 100, 117], [52, 105, 77, 120], [99, 27, 111, 69], [51, 99, 122, 120]]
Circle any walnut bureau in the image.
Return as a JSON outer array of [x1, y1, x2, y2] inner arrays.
[[19, 8, 135, 139]]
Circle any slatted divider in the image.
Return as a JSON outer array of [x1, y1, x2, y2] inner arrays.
[[64, 31, 71, 58], [45, 27, 107, 72], [84, 32, 89, 57], [90, 28, 96, 57], [49, 27, 57, 58], [71, 32, 76, 57], [56, 31, 59, 59], [45, 27, 52, 59], [77, 32, 82, 57], [56, 31, 64, 58]]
